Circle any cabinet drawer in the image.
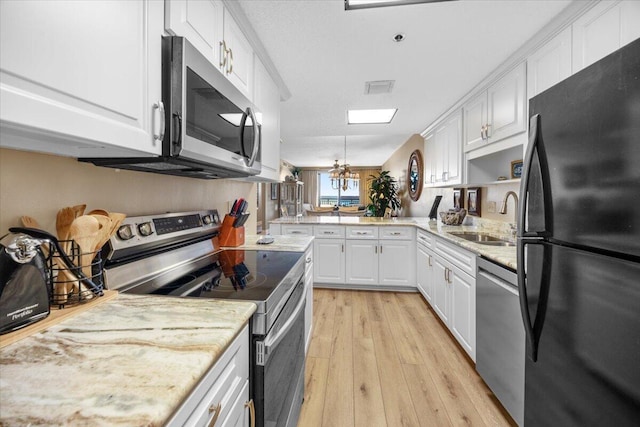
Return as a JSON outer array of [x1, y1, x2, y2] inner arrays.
[[434, 237, 476, 277], [379, 226, 414, 240], [314, 225, 345, 238], [169, 325, 249, 427], [281, 224, 313, 236], [346, 226, 378, 240], [417, 230, 433, 248]]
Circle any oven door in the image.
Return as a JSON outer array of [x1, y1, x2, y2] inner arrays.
[[253, 279, 306, 427]]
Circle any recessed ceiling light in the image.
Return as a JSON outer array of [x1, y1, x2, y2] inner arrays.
[[347, 109, 397, 124], [345, 0, 454, 11]]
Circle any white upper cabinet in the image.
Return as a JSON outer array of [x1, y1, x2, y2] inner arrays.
[[572, 0, 640, 73], [425, 109, 462, 187], [165, 0, 253, 100], [527, 27, 572, 99], [222, 8, 254, 99], [251, 57, 281, 181], [165, 0, 224, 69], [0, 0, 164, 158], [463, 62, 527, 153]]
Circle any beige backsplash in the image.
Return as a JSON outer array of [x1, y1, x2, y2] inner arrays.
[[382, 134, 521, 222], [0, 148, 257, 236]]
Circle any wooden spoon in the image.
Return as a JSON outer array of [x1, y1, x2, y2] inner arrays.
[[90, 214, 113, 252], [69, 215, 100, 300], [88, 208, 109, 217], [72, 204, 87, 218], [56, 207, 77, 252], [20, 215, 41, 229]]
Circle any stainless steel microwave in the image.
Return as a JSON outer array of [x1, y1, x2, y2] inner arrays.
[[81, 36, 261, 179]]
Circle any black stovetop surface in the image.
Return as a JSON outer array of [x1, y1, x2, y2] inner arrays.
[[123, 249, 303, 303]]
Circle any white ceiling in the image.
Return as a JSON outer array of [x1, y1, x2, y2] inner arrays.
[[238, 0, 572, 168]]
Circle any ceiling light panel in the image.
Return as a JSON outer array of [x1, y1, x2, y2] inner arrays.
[[345, 0, 454, 11], [348, 109, 397, 124]]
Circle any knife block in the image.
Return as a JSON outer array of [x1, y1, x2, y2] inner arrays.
[[218, 214, 245, 247]]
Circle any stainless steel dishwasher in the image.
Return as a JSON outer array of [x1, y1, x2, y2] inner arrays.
[[476, 257, 525, 426]]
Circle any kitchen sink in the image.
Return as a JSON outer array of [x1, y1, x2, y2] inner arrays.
[[448, 231, 516, 247]]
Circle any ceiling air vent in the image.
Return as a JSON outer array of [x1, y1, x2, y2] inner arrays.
[[365, 80, 395, 95]]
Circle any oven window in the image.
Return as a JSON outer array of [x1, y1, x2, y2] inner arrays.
[[185, 67, 255, 156]]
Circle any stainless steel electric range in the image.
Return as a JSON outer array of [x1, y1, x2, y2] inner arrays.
[[101, 210, 306, 427]]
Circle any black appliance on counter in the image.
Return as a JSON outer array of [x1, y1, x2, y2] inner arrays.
[[0, 232, 50, 334], [518, 38, 640, 425], [102, 210, 305, 427], [81, 36, 261, 179]]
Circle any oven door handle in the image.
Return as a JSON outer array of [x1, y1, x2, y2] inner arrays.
[[262, 285, 306, 356]]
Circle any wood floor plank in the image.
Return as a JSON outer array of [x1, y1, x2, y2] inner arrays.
[[308, 288, 337, 359], [401, 363, 454, 427], [395, 293, 510, 426], [367, 293, 421, 427], [300, 357, 330, 427], [395, 293, 515, 426], [321, 291, 355, 427], [353, 337, 387, 427], [298, 290, 515, 427]]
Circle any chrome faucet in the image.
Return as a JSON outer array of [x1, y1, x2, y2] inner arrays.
[[500, 191, 519, 238], [499, 191, 519, 215]]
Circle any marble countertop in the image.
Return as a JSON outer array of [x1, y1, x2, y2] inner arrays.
[[270, 216, 418, 226], [413, 220, 517, 271], [224, 234, 314, 252], [271, 216, 517, 270], [0, 294, 256, 426]]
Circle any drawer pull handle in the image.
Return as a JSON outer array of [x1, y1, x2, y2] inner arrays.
[[208, 402, 222, 427], [245, 399, 256, 427], [291, 231, 301, 234], [306, 257, 312, 263], [390, 232, 401, 236], [428, 255, 432, 267], [323, 231, 335, 234]]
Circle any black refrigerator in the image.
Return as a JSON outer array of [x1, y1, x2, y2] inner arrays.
[[518, 38, 640, 426]]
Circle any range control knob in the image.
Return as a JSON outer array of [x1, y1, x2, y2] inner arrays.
[[137, 222, 154, 237], [117, 224, 135, 240], [202, 214, 213, 225]]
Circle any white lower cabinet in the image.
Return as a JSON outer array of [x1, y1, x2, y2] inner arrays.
[[313, 237, 345, 285], [416, 231, 435, 303], [379, 239, 416, 287], [428, 236, 477, 362], [168, 325, 251, 427], [345, 240, 378, 285], [304, 246, 314, 353]]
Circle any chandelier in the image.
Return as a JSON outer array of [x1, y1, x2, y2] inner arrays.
[[329, 137, 360, 191]]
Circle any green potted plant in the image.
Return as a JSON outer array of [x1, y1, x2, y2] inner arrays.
[[367, 171, 401, 217]]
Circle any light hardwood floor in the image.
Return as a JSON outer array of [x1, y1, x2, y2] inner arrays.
[[298, 289, 516, 427]]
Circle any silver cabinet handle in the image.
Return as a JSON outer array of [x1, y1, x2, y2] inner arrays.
[[428, 255, 432, 267], [443, 172, 449, 182], [444, 267, 448, 282], [390, 232, 401, 236], [342, 244, 344, 252], [208, 402, 222, 427], [323, 231, 335, 235], [219, 40, 227, 69], [153, 101, 165, 143], [306, 257, 312, 263], [380, 245, 383, 254], [227, 47, 234, 75], [290, 231, 301, 234], [480, 125, 486, 140], [485, 123, 491, 139], [375, 246, 377, 254], [355, 231, 368, 235]]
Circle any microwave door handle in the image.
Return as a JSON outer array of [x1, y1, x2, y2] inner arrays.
[[240, 108, 260, 167]]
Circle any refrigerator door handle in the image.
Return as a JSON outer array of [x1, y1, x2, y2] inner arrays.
[[518, 239, 552, 362], [519, 114, 552, 239]]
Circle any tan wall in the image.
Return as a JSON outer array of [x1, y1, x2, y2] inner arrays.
[[0, 148, 257, 236], [382, 135, 520, 222]]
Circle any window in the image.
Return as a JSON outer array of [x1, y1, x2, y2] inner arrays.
[[318, 172, 360, 207]]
